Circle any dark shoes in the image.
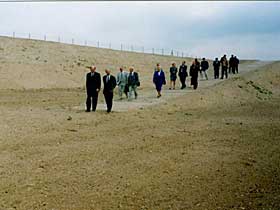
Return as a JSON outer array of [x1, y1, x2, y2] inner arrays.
[[86, 109, 96, 112]]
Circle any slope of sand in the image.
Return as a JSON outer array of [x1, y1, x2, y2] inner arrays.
[[0, 36, 255, 90], [0, 36, 195, 90], [0, 37, 279, 210]]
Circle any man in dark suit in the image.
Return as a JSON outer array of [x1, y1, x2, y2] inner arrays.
[[86, 66, 101, 112], [127, 66, 140, 100], [178, 61, 188, 89], [213, 57, 220, 79], [103, 69, 117, 113]]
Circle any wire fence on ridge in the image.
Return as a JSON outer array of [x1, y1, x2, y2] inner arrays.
[[0, 31, 199, 59]]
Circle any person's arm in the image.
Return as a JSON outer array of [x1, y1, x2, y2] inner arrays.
[[153, 72, 156, 84], [136, 72, 139, 83], [86, 73, 89, 90], [189, 67, 193, 77], [116, 73, 120, 85], [125, 72, 128, 84], [163, 71, 166, 85], [97, 73, 101, 91], [112, 76, 117, 90]]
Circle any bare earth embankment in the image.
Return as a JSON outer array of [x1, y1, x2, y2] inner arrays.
[[0, 37, 279, 210]]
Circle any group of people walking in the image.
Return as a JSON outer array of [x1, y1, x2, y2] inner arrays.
[[85, 54, 239, 112], [86, 65, 140, 113], [152, 54, 239, 97], [213, 54, 239, 79], [154, 57, 207, 94]]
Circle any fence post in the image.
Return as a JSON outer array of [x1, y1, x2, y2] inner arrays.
[[131, 45, 133, 52], [182, 52, 184, 58], [109, 43, 111, 49], [28, 33, 31, 39], [13, 32, 15, 38], [44, 35, 46, 41], [58, 36, 60, 43], [162, 49, 164, 55], [171, 50, 173, 56], [152, 48, 154, 55], [177, 51, 179, 57], [121, 44, 123, 51], [97, 41, 99, 48], [71, 38, 74, 45], [85, 40, 87, 46]]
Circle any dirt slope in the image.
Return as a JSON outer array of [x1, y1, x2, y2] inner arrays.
[[0, 36, 195, 90]]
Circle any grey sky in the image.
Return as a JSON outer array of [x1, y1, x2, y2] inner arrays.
[[0, 1, 279, 60]]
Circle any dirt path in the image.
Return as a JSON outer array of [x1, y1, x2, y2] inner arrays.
[[75, 61, 271, 112]]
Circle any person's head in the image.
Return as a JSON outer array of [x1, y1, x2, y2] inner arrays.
[[215, 57, 218, 61], [202, 58, 205, 61], [172, 62, 176, 67], [156, 63, 161, 70], [119, 67, 123, 72], [129, 66, 134, 73], [231, 54, 234, 57], [105, 69, 110, 75], [234, 56, 237, 58], [224, 54, 227, 58], [195, 58, 198, 63], [182, 61, 186, 65], [90, 66, 96, 73]]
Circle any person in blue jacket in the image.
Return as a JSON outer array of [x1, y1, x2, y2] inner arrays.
[[153, 63, 166, 98]]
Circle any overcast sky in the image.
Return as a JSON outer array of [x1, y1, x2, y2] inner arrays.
[[0, 1, 279, 60]]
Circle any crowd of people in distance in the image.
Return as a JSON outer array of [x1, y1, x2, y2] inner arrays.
[[85, 54, 239, 113], [213, 54, 240, 79]]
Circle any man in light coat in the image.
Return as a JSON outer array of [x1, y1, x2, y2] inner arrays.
[[116, 67, 128, 100]]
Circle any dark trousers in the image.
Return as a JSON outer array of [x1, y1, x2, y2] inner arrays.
[[86, 93, 98, 111], [191, 77, 198, 89], [229, 66, 233, 74], [104, 92, 113, 112], [232, 66, 236, 74], [180, 76, 187, 89], [221, 66, 228, 79], [214, 68, 219, 79]]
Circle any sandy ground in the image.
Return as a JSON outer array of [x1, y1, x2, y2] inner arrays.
[[0, 37, 280, 210]]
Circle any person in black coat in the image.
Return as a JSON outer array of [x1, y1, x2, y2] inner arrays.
[[190, 59, 200, 90], [153, 63, 166, 98], [103, 69, 117, 113], [85, 66, 101, 112], [213, 58, 220, 79], [169, 63, 177, 90], [200, 58, 209, 80], [178, 61, 188, 89], [229, 55, 235, 74], [233, 56, 239, 74]]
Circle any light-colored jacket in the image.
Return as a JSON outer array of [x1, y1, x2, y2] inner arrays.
[[117, 71, 128, 85]]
